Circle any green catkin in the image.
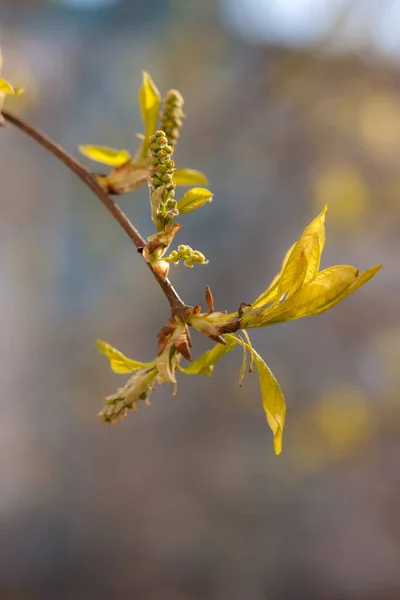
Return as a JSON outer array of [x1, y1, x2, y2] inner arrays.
[[161, 89, 185, 146]]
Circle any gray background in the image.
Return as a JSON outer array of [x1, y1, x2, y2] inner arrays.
[[0, 1, 399, 598]]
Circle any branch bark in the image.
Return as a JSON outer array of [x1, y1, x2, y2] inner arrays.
[[2, 109, 189, 318]]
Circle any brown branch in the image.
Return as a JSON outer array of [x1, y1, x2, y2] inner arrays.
[[2, 109, 189, 318]]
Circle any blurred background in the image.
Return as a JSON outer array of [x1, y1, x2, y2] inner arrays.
[[1, 0, 399, 598]]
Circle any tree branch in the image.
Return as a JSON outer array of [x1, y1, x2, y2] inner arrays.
[[2, 109, 189, 318]]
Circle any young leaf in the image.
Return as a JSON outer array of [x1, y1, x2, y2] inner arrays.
[[96, 340, 153, 374], [180, 335, 237, 376], [262, 264, 382, 325], [251, 206, 327, 310], [173, 168, 208, 186], [269, 205, 327, 308], [78, 145, 131, 167], [139, 71, 161, 154], [177, 187, 213, 214], [251, 242, 296, 310], [252, 350, 286, 455], [0, 78, 15, 94], [106, 164, 148, 195]]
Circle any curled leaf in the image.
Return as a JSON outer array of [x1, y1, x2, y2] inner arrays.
[[177, 187, 213, 214]]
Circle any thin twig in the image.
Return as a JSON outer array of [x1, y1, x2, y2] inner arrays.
[[2, 109, 189, 317]]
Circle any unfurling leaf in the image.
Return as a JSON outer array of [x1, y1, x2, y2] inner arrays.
[[173, 168, 208, 186], [252, 206, 327, 310], [139, 71, 161, 156], [238, 206, 382, 330], [156, 319, 190, 384], [142, 222, 182, 263], [177, 187, 213, 214], [78, 145, 131, 167], [180, 335, 237, 376], [105, 163, 148, 195], [252, 350, 286, 455], [262, 264, 382, 325], [96, 340, 153, 374], [99, 365, 158, 424]]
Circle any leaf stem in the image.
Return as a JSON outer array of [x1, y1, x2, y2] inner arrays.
[[2, 109, 189, 318]]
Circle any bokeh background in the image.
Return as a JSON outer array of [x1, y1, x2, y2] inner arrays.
[[1, 1, 399, 598]]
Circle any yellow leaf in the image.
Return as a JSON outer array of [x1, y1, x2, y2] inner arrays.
[[272, 251, 308, 309], [139, 71, 161, 154], [253, 350, 286, 455], [0, 78, 15, 94], [177, 187, 213, 214], [251, 206, 327, 310], [281, 205, 327, 289], [251, 242, 296, 309], [96, 340, 152, 374], [264, 264, 381, 325], [78, 145, 131, 167], [346, 264, 382, 295], [304, 219, 325, 283], [173, 168, 208, 186], [179, 335, 237, 376]]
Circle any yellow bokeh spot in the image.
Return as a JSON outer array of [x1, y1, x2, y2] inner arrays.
[[315, 385, 373, 455], [313, 165, 370, 227], [360, 94, 400, 157]]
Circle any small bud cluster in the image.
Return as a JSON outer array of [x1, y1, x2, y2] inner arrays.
[[148, 130, 175, 196], [161, 89, 185, 146], [167, 244, 208, 268], [148, 130, 178, 228]]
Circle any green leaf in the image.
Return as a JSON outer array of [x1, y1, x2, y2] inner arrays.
[[139, 71, 161, 155], [96, 340, 152, 374], [180, 335, 237, 376], [78, 145, 131, 167], [177, 187, 213, 215], [252, 350, 286, 455], [173, 168, 208, 186]]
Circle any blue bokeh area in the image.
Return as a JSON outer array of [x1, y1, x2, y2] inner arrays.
[[1, 1, 400, 599]]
